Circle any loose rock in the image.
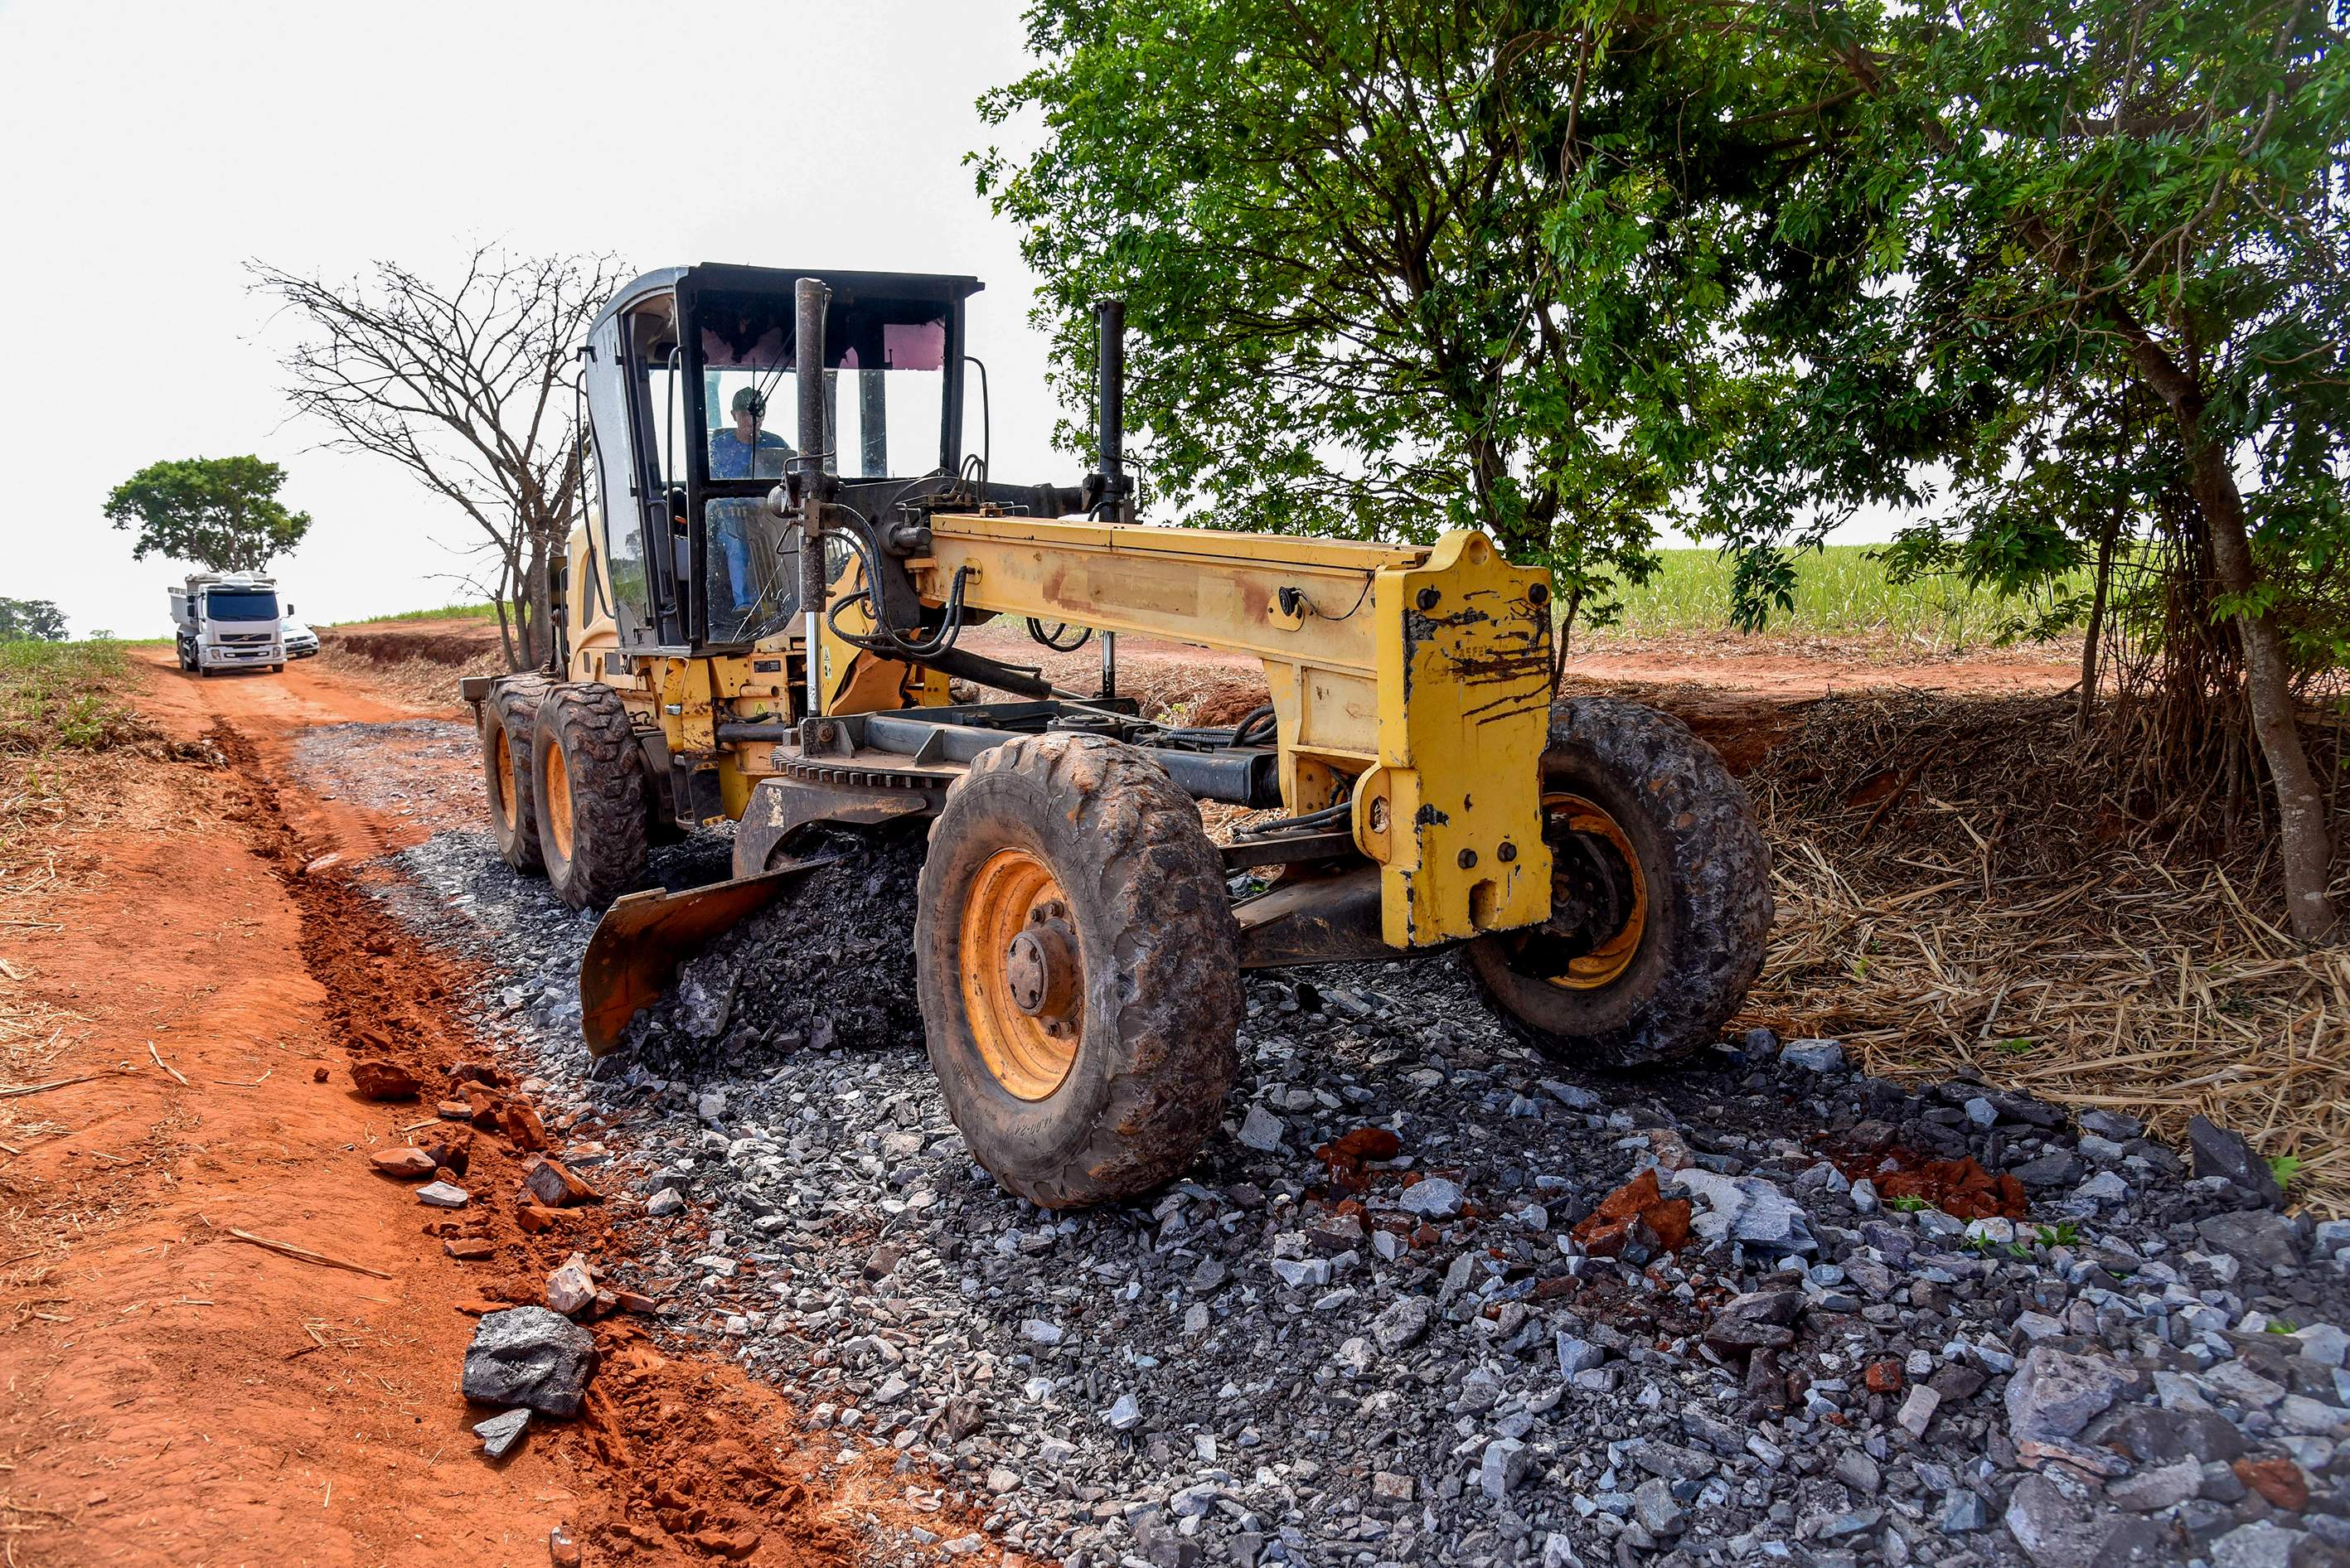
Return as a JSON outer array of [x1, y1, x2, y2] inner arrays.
[[545, 1253, 596, 1317], [370, 1147, 435, 1178], [350, 1059, 419, 1101], [2188, 1114, 2285, 1207], [460, 1305, 596, 1417], [1398, 1176, 1463, 1220], [473, 1406, 530, 1459], [521, 1156, 598, 1209], [2004, 1346, 2134, 1444]]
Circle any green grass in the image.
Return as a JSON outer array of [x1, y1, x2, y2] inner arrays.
[[328, 602, 497, 627], [1595, 544, 2091, 649], [0, 640, 153, 755], [2271, 1153, 2304, 1198]]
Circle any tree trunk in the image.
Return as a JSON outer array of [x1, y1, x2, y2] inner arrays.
[[2123, 330, 2341, 941], [529, 535, 555, 674], [492, 544, 521, 672], [516, 546, 539, 670], [2077, 474, 2123, 737], [492, 593, 518, 672]]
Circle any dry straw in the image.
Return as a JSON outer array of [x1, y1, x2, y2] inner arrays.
[[1738, 687, 2350, 1215]]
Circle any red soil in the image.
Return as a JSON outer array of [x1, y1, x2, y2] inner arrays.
[[0, 655, 983, 1566]]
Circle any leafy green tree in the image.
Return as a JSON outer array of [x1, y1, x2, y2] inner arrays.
[[983, 0, 2345, 938], [0, 598, 67, 641], [975, 0, 1858, 632], [1687, 0, 2347, 940], [104, 456, 312, 574]]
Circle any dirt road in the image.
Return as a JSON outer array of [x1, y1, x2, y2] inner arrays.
[[0, 656, 880, 1568]]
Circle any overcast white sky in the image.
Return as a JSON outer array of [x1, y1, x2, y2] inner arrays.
[[0, 0, 1065, 637]]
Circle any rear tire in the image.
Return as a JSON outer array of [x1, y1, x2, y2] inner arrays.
[[915, 733, 1241, 1209], [532, 683, 648, 910], [482, 675, 550, 874], [1466, 697, 1771, 1068]]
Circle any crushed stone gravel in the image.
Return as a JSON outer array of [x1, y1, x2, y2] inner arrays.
[[300, 718, 2350, 1568]]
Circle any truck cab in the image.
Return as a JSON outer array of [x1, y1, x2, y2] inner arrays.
[[171, 573, 285, 675]]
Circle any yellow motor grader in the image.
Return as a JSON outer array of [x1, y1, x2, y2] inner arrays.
[[465, 264, 1770, 1208]]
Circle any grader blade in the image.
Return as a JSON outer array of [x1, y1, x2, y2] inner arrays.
[[578, 859, 830, 1056]]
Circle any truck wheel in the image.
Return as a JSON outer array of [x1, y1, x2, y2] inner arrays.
[[915, 733, 1241, 1209], [1466, 697, 1771, 1069], [482, 676, 550, 874], [532, 683, 648, 910]]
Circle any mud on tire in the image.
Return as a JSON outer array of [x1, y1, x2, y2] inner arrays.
[[1466, 696, 1771, 1068], [532, 683, 649, 910], [482, 675, 550, 874], [914, 733, 1242, 1209]]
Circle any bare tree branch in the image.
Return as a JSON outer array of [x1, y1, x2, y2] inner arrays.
[[250, 246, 632, 669]]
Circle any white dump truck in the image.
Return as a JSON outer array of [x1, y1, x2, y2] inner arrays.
[[169, 573, 286, 675]]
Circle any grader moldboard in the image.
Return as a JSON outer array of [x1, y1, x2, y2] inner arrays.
[[465, 264, 1771, 1209]]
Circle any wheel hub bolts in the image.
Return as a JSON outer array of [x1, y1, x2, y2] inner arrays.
[[1005, 914, 1078, 1022]]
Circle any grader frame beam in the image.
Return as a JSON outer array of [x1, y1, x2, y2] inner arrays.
[[891, 515, 1559, 946], [586, 510, 1559, 956]]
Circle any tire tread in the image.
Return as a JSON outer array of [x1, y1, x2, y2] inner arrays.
[[486, 675, 552, 874], [535, 683, 648, 909], [918, 733, 1241, 1208], [1471, 697, 1771, 1068]]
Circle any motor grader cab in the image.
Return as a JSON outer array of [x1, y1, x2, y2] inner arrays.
[[468, 264, 1771, 1209]]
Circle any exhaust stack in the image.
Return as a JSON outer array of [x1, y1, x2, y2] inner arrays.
[[794, 278, 834, 717], [1091, 299, 1134, 525]]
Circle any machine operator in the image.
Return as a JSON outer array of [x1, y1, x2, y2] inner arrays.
[[707, 387, 795, 639]]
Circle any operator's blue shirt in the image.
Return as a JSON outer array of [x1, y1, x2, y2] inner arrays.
[[709, 427, 792, 480], [706, 427, 792, 631]]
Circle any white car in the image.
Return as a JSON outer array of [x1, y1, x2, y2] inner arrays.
[[282, 606, 319, 659]]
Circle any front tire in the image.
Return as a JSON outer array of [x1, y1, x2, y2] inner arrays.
[[1466, 697, 1771, 1068], [532, 683, 648, 910], [915, 733, 1241, 1209], [482, 676, 550, 874]]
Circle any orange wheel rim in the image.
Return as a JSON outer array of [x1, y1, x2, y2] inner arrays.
[[959, 848, 1082, 1101], [493, 728, 518, 831], [1543, 792, 1646, 990], [543, 743, 575, 862]]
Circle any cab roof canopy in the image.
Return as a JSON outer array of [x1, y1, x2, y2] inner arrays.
[[591, 264, 984, 341]]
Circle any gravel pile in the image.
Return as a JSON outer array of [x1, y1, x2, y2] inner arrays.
[[317, 730, 2350, 1568], [625, 824, 928, 1074], [293, 718, 484, 827]]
